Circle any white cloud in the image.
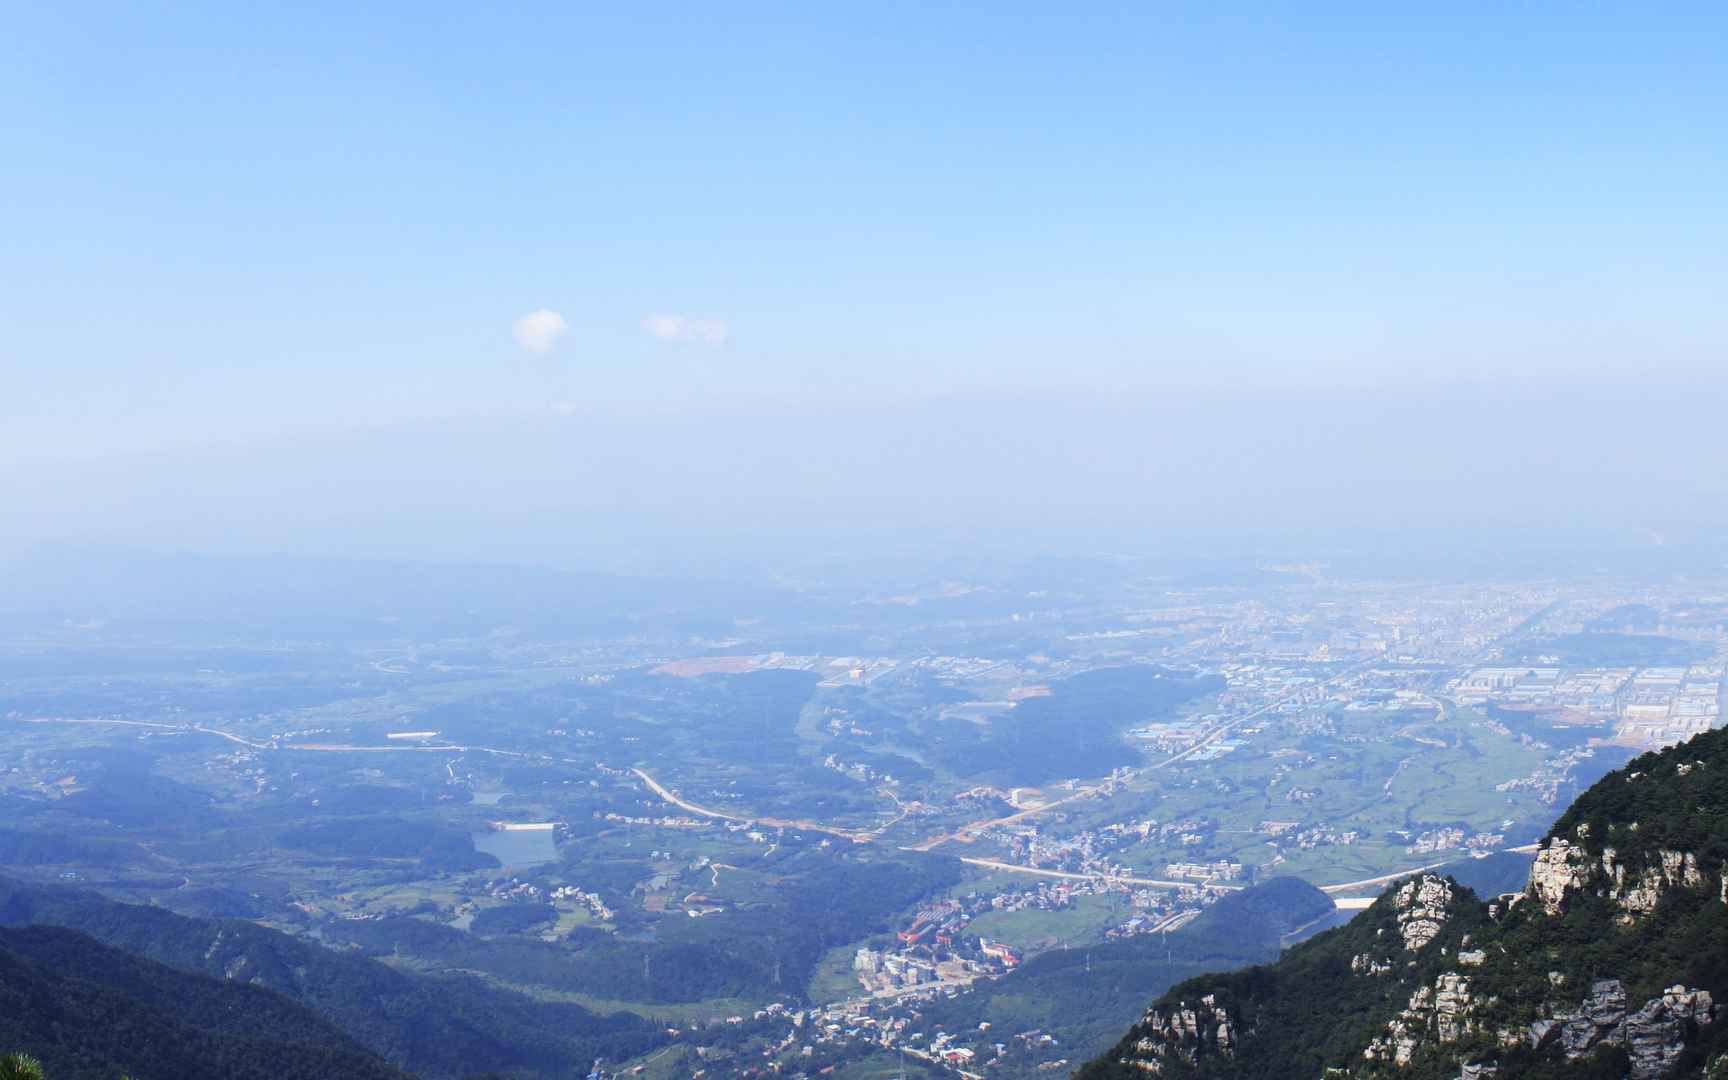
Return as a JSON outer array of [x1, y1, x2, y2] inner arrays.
[[641, 314, 729, 345], [513, 309, 569, 354]]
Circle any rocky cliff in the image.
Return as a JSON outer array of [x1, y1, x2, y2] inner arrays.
[[1078, 724, 1728, 1079]]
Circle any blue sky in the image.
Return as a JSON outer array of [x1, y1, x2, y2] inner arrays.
[[3, 5, 1727, 561]]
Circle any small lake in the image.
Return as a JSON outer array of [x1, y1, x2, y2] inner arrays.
[[473, 828, 557, 868]]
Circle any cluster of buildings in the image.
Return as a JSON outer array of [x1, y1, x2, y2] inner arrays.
[[1257, 822, 1363, 861], [898, 902, 968, 947], [1495, 745, 1603, 805], [1452, 663, 1724, 749], [762, 994, 1067, 1077], [599, 809, 709, 829], [486, 877, 545, 903], [1162, 859, 1242, 883], [984, 815, 1222, 879], [852, 945, 958, 992], [1400, 825, 1506, 857], [206, 748, 273, 794], [851, 932, 1018, 996], [475, 877, 617, 922], [1105, 906, 1202, 940], [851, 875, 1193, 998], [1619, 665, 1723, 745], [550, 883, 615, 921], [820, 753, 892, 785]]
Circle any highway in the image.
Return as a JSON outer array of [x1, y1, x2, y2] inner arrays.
[[952, 855, 1239, 892], [630, 767, 875, 843], [14, 716, 533, 758]]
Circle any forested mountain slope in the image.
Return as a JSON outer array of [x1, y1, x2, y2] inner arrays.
[[0, 925, 408, 1080], [1081, 725, 1728, 1079], [0, 878, 664, 1078]]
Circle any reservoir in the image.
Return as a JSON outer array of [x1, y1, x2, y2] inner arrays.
[[473, 825, 557, 868]]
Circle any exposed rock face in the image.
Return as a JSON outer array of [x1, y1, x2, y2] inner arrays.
[[1625, 986, 1716, 1079], [1433, 974, 1475, 1044], [1366, 972, 1483, 1065], [1118, 993, 1236, 1073], [1394, 875, 1454, 950], [1527, 832, 1593, 915], [1549, 978, 1627, 1056], [1527, 828, 1712, 923], [1530, 979, 1714, 1079], [1365, 984, 1433, 1067], [1349, 891, 1458, 977], [1615, 849, 1707, 922]]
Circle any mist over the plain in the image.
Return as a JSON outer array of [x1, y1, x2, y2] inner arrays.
[[3, 380, 1723, 578]]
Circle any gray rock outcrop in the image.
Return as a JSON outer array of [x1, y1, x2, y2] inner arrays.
[[1530, 979, 1713, 1079]]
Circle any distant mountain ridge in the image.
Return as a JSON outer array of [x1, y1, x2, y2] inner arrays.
[[1080, 724, 1728, 1078]]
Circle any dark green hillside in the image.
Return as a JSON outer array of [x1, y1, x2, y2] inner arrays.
[[322, 847, 963, 1004], [1503, 631, 1710, 667], [52, 770, 223, 831], [1587, 604, 1663, 632], [0, 925, 407, 1080], [0, 830, 147, 869], [934, 665, 1224, 785], [277, 816, 498, 871], [0, 877, 664, 1079], [1080, 726, 1728, 1079], [1427, 849, 1535, 899]]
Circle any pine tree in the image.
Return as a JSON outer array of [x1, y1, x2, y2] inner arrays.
[[0, 1054, 45, 1080]]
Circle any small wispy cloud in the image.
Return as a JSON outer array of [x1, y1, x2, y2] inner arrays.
[[641, 314, 729, 345], [513, 309, 569, 354]]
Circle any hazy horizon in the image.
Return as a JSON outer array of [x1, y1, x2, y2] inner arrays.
[[4, 379, 1726, 576], [7, 5, 1728, 569]]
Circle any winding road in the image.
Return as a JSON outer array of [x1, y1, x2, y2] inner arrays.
[[629, 767, 874, 843]]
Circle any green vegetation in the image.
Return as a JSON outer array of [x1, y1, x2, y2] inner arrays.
[[964, 891, 1125, 950], [930, 665, 1224, 785], [0, 926, 407, 1080], [279, 817, 497, 871], [1079, 726, 1728, 1078], [0, 832, 144, 869], [331, 848, 964, 1004], [0, 876, 665, 1079], [469, 900, 557, 936]]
